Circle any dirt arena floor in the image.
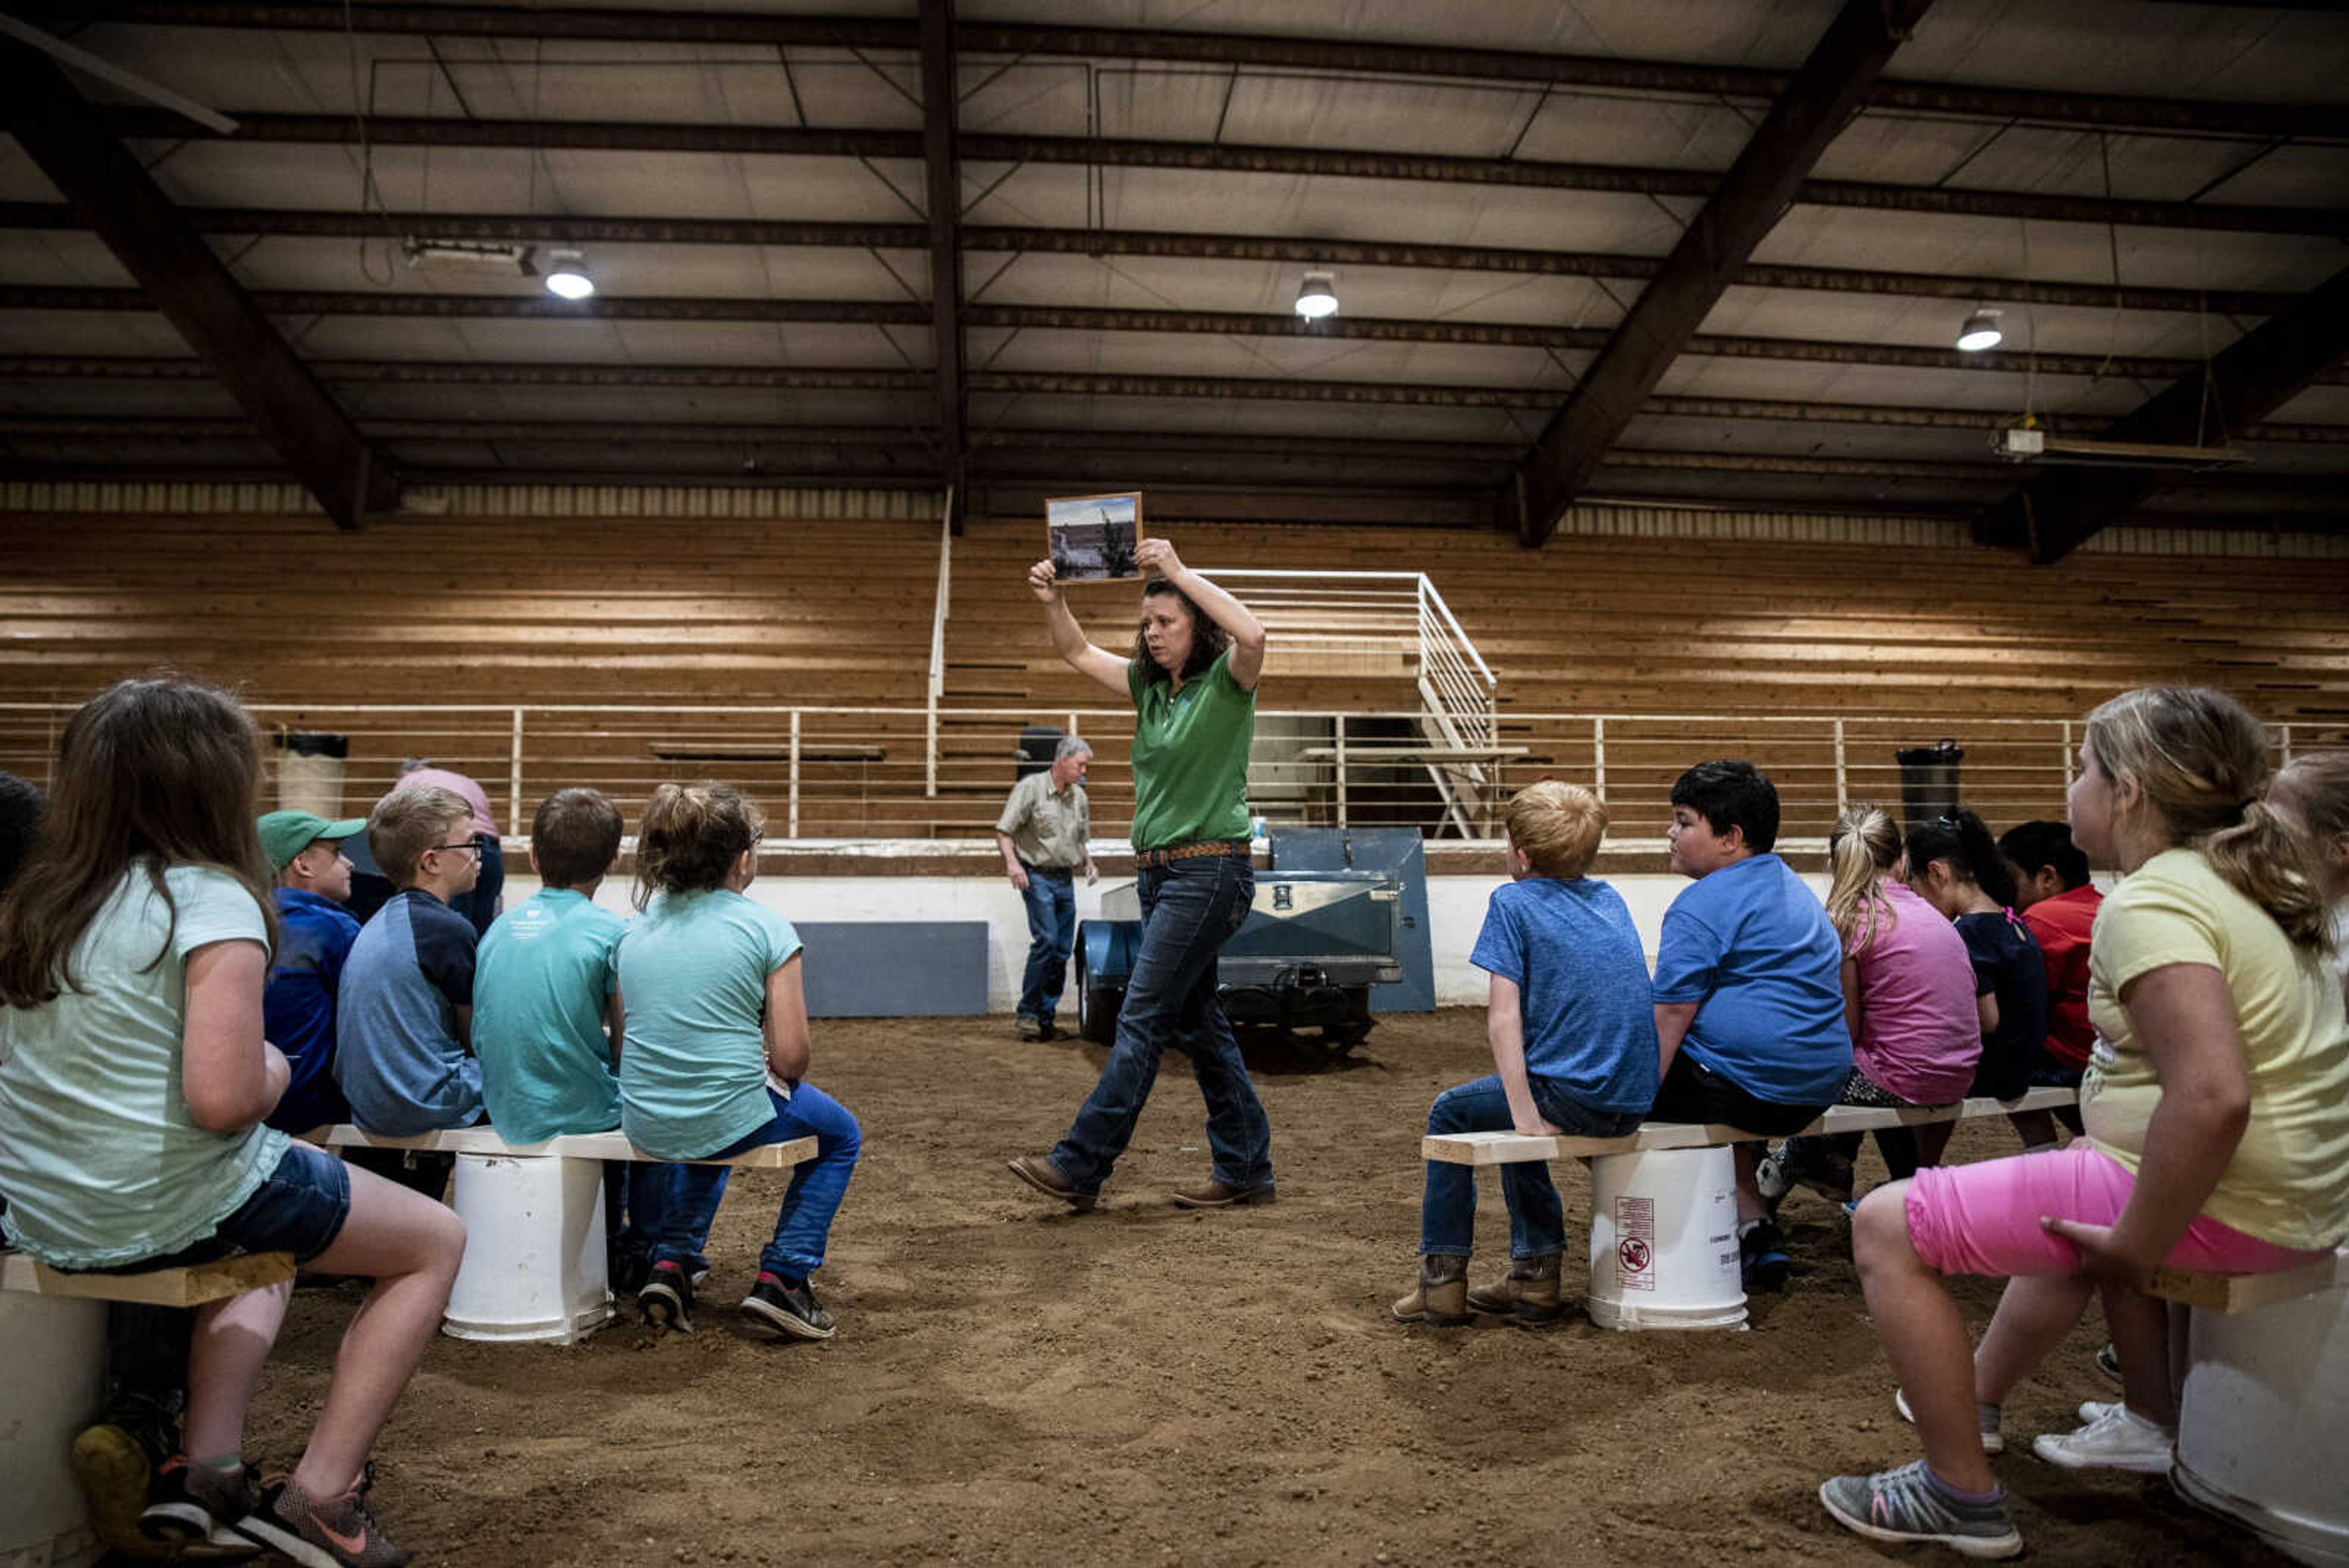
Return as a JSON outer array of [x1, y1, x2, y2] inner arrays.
[[245, 1009, 2291, 1568]]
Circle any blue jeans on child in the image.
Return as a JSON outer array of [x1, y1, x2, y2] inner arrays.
[[1047, 852, 1271, 1195], [653, 1084, 860, 1280], [1016, 866, 1078, 1028], [1419, 1075, 1644, 1258]]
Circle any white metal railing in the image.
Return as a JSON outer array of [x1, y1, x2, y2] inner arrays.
[[11, 701, 2303, 848], [924, 488, 953, 798]]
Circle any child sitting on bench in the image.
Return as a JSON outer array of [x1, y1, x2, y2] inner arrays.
[[617, 782, 861, 1342], [0, 677, 464, 1568], [1392, 782, 1657, 1326]]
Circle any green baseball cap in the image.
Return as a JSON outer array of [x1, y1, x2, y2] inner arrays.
[[256, 810, 368, 873]]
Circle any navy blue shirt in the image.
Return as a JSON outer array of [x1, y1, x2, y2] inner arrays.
[[1652, 853, 1851, 1105], [1957, 908, 2049, 1101], [262, 887, 358, 1133], [335, 889, 483, 1134], [1470, 877, 1660, 1115]]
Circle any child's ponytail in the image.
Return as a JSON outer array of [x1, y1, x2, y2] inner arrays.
[[633, 781, 764, 910], [1904, 806, 2016, 907], [1825, 805, 1901, 953]]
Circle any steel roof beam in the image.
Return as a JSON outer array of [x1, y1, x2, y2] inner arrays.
[[71, 4, 2347, 141], [100, 110, 2349, 239], [1978, 263, 2349, 562], [0, 201, 2306, 317], [1514, 0, 1939, 546], [0, 45, 393, 527], [917, 0, 965, 511]]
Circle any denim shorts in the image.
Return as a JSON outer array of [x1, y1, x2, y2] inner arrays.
[[87, 1142, 353, 1274]]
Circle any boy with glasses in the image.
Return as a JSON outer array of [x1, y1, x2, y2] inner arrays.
[[335, 786, 487, 1197]]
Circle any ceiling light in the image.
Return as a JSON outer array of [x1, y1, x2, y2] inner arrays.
[[543, 250, 595, 301], [401, 237, 533, 275], [1293, 269, 1339, 321], [1955, 307, 2003, 352]]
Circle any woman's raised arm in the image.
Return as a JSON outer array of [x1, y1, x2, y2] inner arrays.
[[1028, 559, 1130, 696]]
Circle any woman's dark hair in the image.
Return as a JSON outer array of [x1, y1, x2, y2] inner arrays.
[[1669, 759, 1779, 853], [1130, 577, 1227, 687], [1906, 806, 2017, 907], [0, 677, 277, 1008], [634, 781, 763, 910]]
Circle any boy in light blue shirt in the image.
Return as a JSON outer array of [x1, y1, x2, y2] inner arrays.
[[475, 788, 661, 1287], [1649, 759, 1849, 1292]]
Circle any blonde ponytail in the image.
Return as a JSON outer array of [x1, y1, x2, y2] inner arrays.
[[1825, 805, 1901, 953]]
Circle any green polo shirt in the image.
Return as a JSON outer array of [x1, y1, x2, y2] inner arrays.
[[1127, 649, 1255, 852]]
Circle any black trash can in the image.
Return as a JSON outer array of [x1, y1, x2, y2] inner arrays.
[[1894, 741, 1964, 831], [1016, 724, 1064, 781]]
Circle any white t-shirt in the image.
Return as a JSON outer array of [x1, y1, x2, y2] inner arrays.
[[0, 863, 291, 1268]]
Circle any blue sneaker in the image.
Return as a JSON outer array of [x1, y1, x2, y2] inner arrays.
[[1739, 1219, 1790, 1292], [1819, 1461, 2021, 1559]]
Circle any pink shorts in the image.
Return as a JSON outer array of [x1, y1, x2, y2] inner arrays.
[[1904, 1144, 2333, 1279]]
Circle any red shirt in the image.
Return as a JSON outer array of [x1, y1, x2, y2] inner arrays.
[[2019, 883, 2102, 1068]]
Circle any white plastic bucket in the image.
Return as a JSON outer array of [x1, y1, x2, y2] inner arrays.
[[1586, 1145, 1748, 1331], [442, 1154, 615, 1344], [0, 1290, 106, 1567], [2174, 1263, 2349, 1566]]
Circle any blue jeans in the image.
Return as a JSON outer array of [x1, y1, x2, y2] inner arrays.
[[605, 1161, 692, 1273], [1017, 866, 1078, 1025], [656, 1084, 861, 1280], [84, 1143, 354, 1272], [1048, 852, 1271, 1194], [1419, 1075, 1644, 1258]]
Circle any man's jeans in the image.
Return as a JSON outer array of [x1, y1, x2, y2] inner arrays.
[[655, 1084, 861, 1280], [1048, 852, 1271, 1194], [1419, 1074, 1644, 1258], [1017, 865, 1078, 1026]]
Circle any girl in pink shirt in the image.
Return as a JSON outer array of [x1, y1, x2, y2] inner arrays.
[[1762, 806, 1980, 1207]]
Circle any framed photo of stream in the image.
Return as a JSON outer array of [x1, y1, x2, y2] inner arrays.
[[1046, 491, 1144, 582]]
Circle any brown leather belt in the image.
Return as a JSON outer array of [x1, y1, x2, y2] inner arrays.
[[1132, 839, 1251, 869]]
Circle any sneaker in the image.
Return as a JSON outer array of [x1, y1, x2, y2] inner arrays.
[[1754, 1145, 1793, 1204], [2095, 1340, 2123, 1386], [608, 1251, 653, 1297], [1015, 1014, 1043, 1041], [2031, 1403, 2175, 1474], [1819, 1461, 2022, 1559], [2077, 1399, 2121, 1425], [240, 1469, 409, 1568], [1892, 1386, 2005, 1454], [139, 1453, 261, 1554], [1739, 1219, 1790, 1292], [739, 1271, 837, 1342], [1006, 1154, 1097, 1213], [1169, 1178, 1276, 1209], [639, 1260, 697, 1334]]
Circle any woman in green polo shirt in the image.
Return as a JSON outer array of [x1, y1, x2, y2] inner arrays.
[[1007, 538, 1277, 1213]]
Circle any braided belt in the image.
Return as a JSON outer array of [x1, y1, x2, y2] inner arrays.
[[1132, 839, 1252, 869]]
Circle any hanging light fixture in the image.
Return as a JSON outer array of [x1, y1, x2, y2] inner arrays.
[[1955, 307, 2003, 352], [543, 249, 595, 301], [1293, 269, 1339, 321]]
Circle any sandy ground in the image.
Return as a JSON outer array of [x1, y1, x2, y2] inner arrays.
[[238, 1010, 2290, 1568]]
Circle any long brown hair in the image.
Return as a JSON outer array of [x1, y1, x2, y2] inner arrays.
[[634, 781, 763, 910], [0, 677, 277, 1006]]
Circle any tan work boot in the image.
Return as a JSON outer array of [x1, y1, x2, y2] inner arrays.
[[1466, 1253, 1564, 1324], [1390, 1253, 1471, 1326]]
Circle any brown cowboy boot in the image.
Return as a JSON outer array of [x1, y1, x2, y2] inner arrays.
[[1390, 1253, 1471, 1326], [1466, 1253, 1564, 1324]]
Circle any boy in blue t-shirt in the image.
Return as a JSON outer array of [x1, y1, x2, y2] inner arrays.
[[473, 788, 664, 1288], [336, 784, 486, 1197], [1649, 759, 1849, 1291], [1393, 781, 1660, 1326], [256, 809, 367, 1134]]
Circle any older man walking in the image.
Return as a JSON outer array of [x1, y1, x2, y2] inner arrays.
[[996, 735, 1099, 1040]]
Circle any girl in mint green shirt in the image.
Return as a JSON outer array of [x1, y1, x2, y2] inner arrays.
[[0, 677, 464, 1564]]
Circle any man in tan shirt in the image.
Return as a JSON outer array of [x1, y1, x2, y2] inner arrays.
[[996, 737, 1098, 1040]]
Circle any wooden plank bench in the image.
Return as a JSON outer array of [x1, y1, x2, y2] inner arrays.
[[310, 1124, 818, 1343], [2, 1251, 299, 1567], [1422, 1084, 2082, 1167]]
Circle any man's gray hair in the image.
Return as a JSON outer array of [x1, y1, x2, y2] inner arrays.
[[1054, 735, 1094, 762]]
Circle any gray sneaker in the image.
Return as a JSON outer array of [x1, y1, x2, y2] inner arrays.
[[1819, 1461, 2022, 1560], [240, 1468, 409, 1568], [1893, 1386, 2005, 1454]]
